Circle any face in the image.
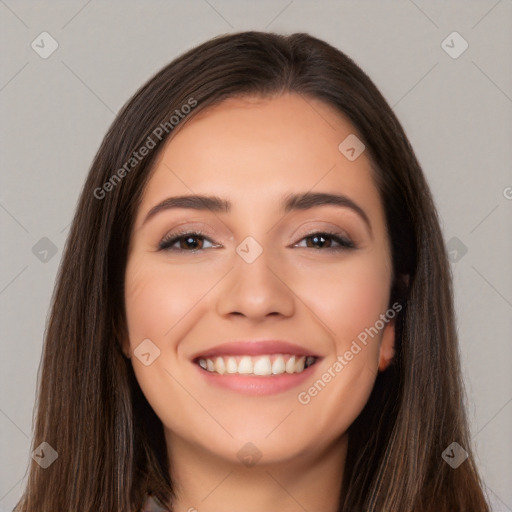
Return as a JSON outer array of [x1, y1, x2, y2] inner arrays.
[[123, 93, 396, 466]]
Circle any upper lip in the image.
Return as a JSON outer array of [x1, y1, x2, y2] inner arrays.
[[191, 340, 320, 360]]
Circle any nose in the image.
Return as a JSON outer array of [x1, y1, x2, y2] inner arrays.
[[216, 244, 295, 321]]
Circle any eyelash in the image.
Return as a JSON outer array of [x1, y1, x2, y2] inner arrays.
[[158, 229, 356, 253]]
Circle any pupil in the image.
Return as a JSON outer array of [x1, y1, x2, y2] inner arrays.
[[184, 236, 200, 250], [311, 234, 328, 248]]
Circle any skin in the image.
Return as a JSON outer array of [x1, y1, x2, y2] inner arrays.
[[123, 93, 396, 512]]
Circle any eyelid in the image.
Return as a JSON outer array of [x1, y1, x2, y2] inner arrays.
[[158, 228, 216, 251], [292, 224, 352, 241], [157, 218, 360, 250], [158, 228, 356, 253], [291, 228, 356, 250]]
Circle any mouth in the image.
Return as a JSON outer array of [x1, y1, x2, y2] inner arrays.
[[190, 340, 322, 395], [194, 354, 319, 376]]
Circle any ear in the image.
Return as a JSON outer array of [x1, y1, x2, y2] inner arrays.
[[378, 317, 395, 372], [122, 342, 132, 359], [114, 320, 132, 359], [377, 272, 409, 371]]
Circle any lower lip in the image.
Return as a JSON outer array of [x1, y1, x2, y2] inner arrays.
[[193, 361, 319, 396]]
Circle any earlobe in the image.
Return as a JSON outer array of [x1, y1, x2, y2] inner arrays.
[[113, 320, 132, 359], [378, 319, 396, 371], [122, 343, 132, 359], [118, 337, 132, 359], [378, 273, 408, 372]]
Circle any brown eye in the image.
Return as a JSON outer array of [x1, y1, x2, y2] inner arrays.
[[296, 231, 356, 251], [159, 231, 216, 252]]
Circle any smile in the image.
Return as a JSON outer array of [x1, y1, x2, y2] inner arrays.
[[196, 354, 318, 376]]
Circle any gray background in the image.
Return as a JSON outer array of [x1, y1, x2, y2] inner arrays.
[[1, 1, 511, 510]]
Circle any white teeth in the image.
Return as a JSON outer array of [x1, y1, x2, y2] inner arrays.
[[238, 356, 253, 374], [215, 356, 226, 374], [253, 356, 272, 375], [197, 354, 316, 376], [226, 356, 238, 373], [271, 355, 285, 374], [285, 355, 296, 374]]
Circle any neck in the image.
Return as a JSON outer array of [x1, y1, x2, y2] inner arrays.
[[165, 431, 348, 512]]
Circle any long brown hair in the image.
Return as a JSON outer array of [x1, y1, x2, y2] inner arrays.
[[14, 31, 490, 511]]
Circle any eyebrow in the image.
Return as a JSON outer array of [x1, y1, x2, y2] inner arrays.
[[142, 192, 372, 235]]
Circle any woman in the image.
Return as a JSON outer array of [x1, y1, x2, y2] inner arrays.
[[14, 31, 490, 511]]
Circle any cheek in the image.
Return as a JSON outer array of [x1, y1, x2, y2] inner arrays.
[[294, 259, 392, 438], [293, 253, 391, 354], [123, 257, 210, 433], [124, 257, 211, 345]]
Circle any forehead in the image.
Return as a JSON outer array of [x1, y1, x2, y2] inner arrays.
[[136, 93, 383, 226]]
